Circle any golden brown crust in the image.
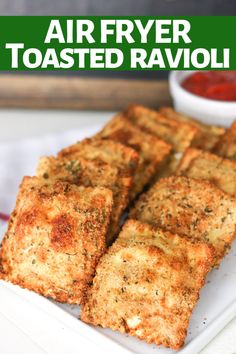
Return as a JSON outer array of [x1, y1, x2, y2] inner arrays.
[[81, 220, 214, 350], [154, 154, 179, 181], [213, 121, 236, 160], [129, 176, 236, 265], [96, 114, 172, 198], [126, 104, 198, 152], [0, 177, 113, 304], [58, 138, 139, 179], [37, 155, 131, 243], [176, 148, 236, 196], [160, 107, 225, 151]]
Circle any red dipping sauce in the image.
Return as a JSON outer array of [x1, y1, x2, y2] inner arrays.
[[182, 71, 236, 102]]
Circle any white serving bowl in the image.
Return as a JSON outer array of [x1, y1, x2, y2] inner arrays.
[[169, 70, 236, 127]]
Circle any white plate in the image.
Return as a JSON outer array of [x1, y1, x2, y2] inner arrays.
[[0, 126, 236, 354]]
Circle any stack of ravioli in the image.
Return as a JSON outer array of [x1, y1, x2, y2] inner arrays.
[[1, 105, 236, 350]]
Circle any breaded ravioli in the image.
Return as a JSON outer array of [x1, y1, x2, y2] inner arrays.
[[0, 177, 113, 304], [130, 176, 236, 265], [81, 220, 213, 350], [213, 121, 236, 161], [160, 107, 225, 151], [154, 154, 179, 180], [177, 148, 236, 196], [37, 155, 131, 243], [126, 104, 198, 152], [58, 138, 139, 180], [97, 114, 172, 198]]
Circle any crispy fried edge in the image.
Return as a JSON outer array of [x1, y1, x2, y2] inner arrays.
[[96, 114, 172, 196], [176, 147, 236, 189], [125, 104, 199, 152], [213, 121, 236, 158], [129, 175, 236, 265], [0, 176, 113, 304], [36, 155, 132, 244], [81, 219, 214, 350], [160, 107, 225, 151], [160, 107, 225, 134], [176, 148, 206, 173], [58, 137, 140, 175]]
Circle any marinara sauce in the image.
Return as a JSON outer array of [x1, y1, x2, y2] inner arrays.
[[181, 71, 236, 101]]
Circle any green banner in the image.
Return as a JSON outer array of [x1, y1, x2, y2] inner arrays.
[[0, 16, 234, 70]]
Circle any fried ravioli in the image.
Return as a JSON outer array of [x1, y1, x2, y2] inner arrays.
[[0, 177, 113, 304], [130, 176, 236, 265], [37, 155, 131, 243], [160, 107, 225, 150], [97, 114, 172, 198], [154, 154, 179, 180], [81, 220, 213, 350], [177, 148, 236, 196], [213, 121, 236, 161], [126, 104, 198, 152], [59, 138, 139, 179]]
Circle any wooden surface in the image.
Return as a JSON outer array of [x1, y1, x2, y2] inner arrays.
[[0, 75, 171, 111]]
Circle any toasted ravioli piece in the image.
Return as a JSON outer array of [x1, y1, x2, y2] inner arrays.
[[126, 104, 198, 152], [37, 155, 130, 243], [154, 154, 179, 180], [81, 220, 213, 350], [160, 107, 225, 150], [59, 138, 139, 178], [0, 177, 113, 304], [130, 176, 236, 265], [97, 114, 172, 197], [213, 121, 236, 161], [177, 148, 236, 196]]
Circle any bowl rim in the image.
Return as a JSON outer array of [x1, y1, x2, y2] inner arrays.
[[169, 70, 236, 107]]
